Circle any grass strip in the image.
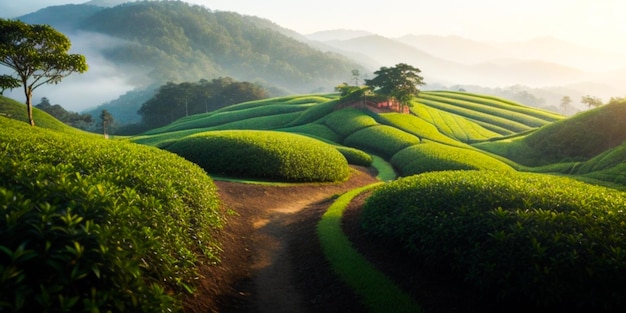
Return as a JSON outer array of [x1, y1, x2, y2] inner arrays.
[[317, 183, 422, 313], [371, 155, 397, 181]]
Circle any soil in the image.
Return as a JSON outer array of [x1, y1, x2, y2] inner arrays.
[[182, 166, 378, 313], [181, 166, 503, 313]]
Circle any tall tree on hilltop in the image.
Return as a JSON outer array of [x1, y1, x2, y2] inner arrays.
[[0, 19, 87, 126], [581, 95, 603, 109], [560, 96, 572, 115], [99, 109, 114, 139], [365, 63, 425, 107]]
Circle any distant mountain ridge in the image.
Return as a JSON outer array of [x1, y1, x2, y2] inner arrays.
[[306, 29, 626, 111]]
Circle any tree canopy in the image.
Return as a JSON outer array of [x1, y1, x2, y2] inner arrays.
[[35, 97, 93, 129], [365, 63, 425, 104], [0, 18, 87, 126], [581, 95, 603, 109], [138, 77, 268, 129]]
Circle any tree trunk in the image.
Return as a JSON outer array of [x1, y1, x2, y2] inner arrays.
[[23, 85, 35, 126]]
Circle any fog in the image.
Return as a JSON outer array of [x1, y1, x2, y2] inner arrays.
[[3, 31, 147, 112]]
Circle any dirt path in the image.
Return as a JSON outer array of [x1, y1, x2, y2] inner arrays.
[[183, 167, 378, 313]]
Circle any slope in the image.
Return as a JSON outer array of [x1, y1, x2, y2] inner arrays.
[[132, 90, 564, 178]]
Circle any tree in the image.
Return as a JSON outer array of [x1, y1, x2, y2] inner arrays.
[[0, 74, 20, 95], [581, 95, 603, 109], [138, 77, 268, 129], [0, 19, 88, 126], [35, 97, 93, 130], [560, 96, 572, 115], [351, 69, 360, 86], [365, 63, 425, 105], [99, 109, 114, 139]]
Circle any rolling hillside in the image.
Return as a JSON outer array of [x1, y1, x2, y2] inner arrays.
[[131, 90, 570, 178], [16, 1, 364, 109]]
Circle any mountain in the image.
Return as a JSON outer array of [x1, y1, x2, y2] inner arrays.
[[306, 29, 374, 41], [11, 1, 364, 115], [321, 35, 466, 84], [396, 34, 508, 65]]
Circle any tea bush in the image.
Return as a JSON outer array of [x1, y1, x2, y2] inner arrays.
[[0, 118, 223, 312], [164, 130, 350, 182], [429, 91, 562, 122], [419, 92, 554, 127], [323, 108, 379, 138], [390, 142, 513, 175], [362, 171, 626, 310], [344, 125, 421, 159]]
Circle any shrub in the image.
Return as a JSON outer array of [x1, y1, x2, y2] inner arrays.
[[334, 145, 373, 167], [344, 125, 421, 159], [164, 130, 350, 182], [0, 117, 223, 312], [323, 108, 379, 138], [362, 171, 626, 310], [390, 142, 513, 175]]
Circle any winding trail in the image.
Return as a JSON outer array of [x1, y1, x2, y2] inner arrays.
[[206, 167, 379, 313]]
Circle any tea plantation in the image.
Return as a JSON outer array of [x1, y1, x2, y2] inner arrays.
[[361, 171, 626, 310], [0, 102, 223, 311], [3, 90, 626, 312]]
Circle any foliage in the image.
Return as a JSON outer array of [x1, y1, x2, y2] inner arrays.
[[481, 100, 626, 167], [581, 95, 603, 109], [0, 18, 87, 126], [138, 77, 268, 129], [0, 117, 223, 312], [79, 1, 363, 92], [365, 63, 425, 104], [390, 142, 513, 175], [344, 125, 421, 159], [0, 74, 20, 94], [317, 183, 422, 313], [333, 145, 373, 167], [322, 108, 379, 138], [1, 96, 95, 136], [164, 130, 350, 182], [34, 97, 93, 130], [99, 109, 114, 137], [362, 171, 626, 310]]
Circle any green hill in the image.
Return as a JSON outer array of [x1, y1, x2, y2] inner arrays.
[[0, 96, 98, 137], [0, 108, 223, 311], [476, 100, 626, 165], [131, 90, 566, 179], [20, 1, 363, 94]]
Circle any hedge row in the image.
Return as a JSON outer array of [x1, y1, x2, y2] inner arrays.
[[362, 170, 626, 310], [0, 117, 223, 312]]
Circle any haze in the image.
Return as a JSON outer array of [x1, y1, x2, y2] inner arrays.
[[1, 0, 626, 112], [3, 0, 625, 53]]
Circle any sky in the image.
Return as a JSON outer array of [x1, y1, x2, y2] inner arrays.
[[2, 0, 626, 52]]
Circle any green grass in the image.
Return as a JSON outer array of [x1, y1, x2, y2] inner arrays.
[[0, 117, 223, 312], [420, 91, 563, 125], [362, 170, 626, 310], [390, 141, 514, 175], [317, 183, 422, 313], [371, 155, 398, 181], [0, 96, 100, 137], [476, 100, 626, 168], [163, 130, 351, 182], [322, 108, 379, 138], [344, 125, 421, 159]]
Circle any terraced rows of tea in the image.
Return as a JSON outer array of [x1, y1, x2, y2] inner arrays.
[[3, 90, 626, 312], [132, 90, 570, 177]]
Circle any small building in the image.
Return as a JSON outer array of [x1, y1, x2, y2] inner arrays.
[[335, 98, 409, 114]]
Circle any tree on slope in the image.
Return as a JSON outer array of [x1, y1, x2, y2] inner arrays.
[[581, 95, 603, 109], [365, 63, 425, 106], [0, 19, 87, 126]]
